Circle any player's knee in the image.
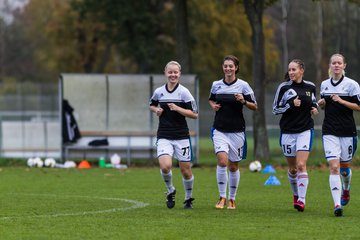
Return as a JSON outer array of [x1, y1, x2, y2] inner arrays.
[[340, 167, 350, 177]]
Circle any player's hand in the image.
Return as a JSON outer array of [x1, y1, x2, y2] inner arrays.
[[156, 107, 164, 116], [331, 94, 343, 104], [167, 103, 179, 111], [234, 93, 245, 103], [293, 96, 301, 107], [211, 102, 221, 111], [310, 107, 318, 115], [317, 98, 325, 108]]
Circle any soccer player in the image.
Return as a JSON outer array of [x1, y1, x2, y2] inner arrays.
[[272, 59, 318, 212], [209, 55, 257, 209], [149, 61, 198, 209], [318, 53, 360, 217]]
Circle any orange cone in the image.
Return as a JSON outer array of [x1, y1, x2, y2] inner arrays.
[[78, 160, 91, 169]]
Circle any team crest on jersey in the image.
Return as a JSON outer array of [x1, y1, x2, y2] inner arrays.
[[306, 91, 311, 96]]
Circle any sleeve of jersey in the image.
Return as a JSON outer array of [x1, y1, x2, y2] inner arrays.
[[208, 83, 216, 101], [149, 89, 159, 106], [272, 85, 293, 115], [183, 89, 198, 113], [242, 82, 257, 103], [349, 81, 360, 105]]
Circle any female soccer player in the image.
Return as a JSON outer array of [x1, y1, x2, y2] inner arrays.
[[318, 53, 360, 217], [209, 55, 257, 209], [149, 61, 198, 209], [272, 59, 318, 212]]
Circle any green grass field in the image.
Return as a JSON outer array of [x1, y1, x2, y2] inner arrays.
[[0, 166, 359, 239]]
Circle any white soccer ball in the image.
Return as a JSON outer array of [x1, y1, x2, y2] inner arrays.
[[64, 161, 77, 168], [110, 154, 121, 165], [44, 158, 56, 168], [33, 157, 44, 168], [27, 158, 35, 167], [249, 160, 262, 172]]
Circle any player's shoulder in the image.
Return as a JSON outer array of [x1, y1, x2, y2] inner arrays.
[[303, 80, 316, 87], [343, 76, 359, 86]]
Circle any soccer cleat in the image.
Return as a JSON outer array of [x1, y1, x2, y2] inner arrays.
[[183, 198, 195, 209], [294, 200, 305, 212], [293, 195, 299, 209], [334, 205, 343, 217], [215, 197, 226, 209], [227, 199, 236, 209], [166, 189, 176, 209], [341, 189, 350, 206]]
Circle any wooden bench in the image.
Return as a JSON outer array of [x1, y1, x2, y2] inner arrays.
[[62, 130, 196, 165]]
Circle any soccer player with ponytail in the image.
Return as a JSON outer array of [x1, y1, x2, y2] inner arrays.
[[318, 53, 360, 217]]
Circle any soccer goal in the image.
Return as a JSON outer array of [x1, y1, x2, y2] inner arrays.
[[59, 74, 199, 165]]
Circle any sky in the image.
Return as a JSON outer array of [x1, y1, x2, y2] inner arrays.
[[0, 0, 28, 24]]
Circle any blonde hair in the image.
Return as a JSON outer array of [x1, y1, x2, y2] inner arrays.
[[328, 53, 346, 78], [164, 61, 181, 71]]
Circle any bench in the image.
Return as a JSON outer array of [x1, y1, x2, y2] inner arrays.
[[62, 130, 196, 165]]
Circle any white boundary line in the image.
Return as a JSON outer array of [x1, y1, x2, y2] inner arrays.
[[0, 193, 149, 220]]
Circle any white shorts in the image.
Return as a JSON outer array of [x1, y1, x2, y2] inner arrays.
[[322, 135, 357, 162], [156, 138, 192, 162], [280, 129, 313, 157], [211, 129, 246, 162]]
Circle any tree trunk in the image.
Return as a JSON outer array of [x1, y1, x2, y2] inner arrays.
[[314, 2, 323, 86], [243, 0, 270, 162], [174, 0, 191, 73], [281, 0, 288, 72]]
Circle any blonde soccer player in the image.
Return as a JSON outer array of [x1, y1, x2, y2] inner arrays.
[[149, 61, 198, 209], [318, 53, 360, 217]]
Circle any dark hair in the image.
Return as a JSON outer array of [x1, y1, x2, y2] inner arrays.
[[284, 72, 290, 80], [290, 59, 305, 70], [223, 55, 239, 74]]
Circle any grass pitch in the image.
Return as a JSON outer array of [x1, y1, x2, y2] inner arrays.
[[0, 166, 359, 239]]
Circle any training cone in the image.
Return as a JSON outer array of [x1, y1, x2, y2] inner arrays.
[[78, 160, 91, 169], [262, 164, 276, 174], [264, 175, 281, 185]]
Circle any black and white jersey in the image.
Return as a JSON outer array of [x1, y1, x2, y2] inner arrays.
[[320, 76, 360, 137], [149, 83, 198, 140], [209, 78, 256, 132], [272, 80, 317, 133]]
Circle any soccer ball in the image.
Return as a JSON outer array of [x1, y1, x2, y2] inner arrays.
[[110, 154, 121, 165], [44, 158, 56, 168], [27, 157, 35, 167], [33, 157, 44, 168], [249, 160, 262, 172]]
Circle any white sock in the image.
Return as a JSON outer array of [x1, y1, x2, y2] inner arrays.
[[160, 169, 175, 193], [341, 168, 352, 191], [329, 174, 341, 207], [228, 170, 240, 200], [288, 171, 298, 196], [217, 165, 228, 198], [183, 175, 194, 200], [297, 172, 308, 204]]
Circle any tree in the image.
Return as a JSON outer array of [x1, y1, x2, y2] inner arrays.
[[243, 0, 270, 161], [174, 0, 191, 73]]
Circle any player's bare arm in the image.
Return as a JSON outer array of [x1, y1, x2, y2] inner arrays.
[[167, 103, 198, 119], [331, 94, 360, 111], [209, 100, 221, 112]]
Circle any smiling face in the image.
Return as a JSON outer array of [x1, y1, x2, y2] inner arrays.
[[288, 61, 304, 83], [329, 54, 346, 79], [165, 63, 181, 85], [222, 60, 238, 80]]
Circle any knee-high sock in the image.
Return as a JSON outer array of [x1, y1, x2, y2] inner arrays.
[[161, 169, 175, 193], [217, 165, 228, 198], [288, 171, 298, 196], [228, 170, 240, 200], [329, 174, 341, 207], [340, 168, 352, 191], [297, 172, 308, 204], [183, 175, 194, 200]]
